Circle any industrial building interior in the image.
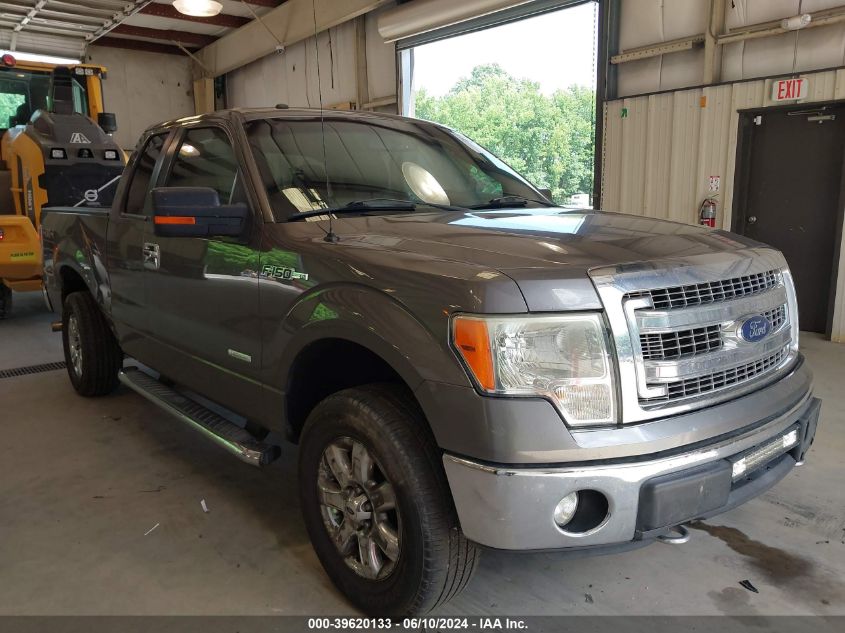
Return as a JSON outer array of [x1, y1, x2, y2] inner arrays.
[[0, 0, 843, 627]]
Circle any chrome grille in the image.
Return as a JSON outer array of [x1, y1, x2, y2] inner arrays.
[[638, 304, 787, 362], [640, 324, 722, 361], [641, 346, 789, 407], [764, 305, 787, 331], [590, 249, 797, 423], [627, 270, 779, 310]]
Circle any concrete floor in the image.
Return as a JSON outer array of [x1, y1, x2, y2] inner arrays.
[[1, 291, 843, 616]]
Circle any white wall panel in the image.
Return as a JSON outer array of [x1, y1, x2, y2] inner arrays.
[[602, 100, 625, 211], [617, 0, 845, 97], [794, 23, 845, 72], [87, 46, 194, 150], [666, 89, 701, 223], [662, 0, 709, 40], [617, 57, 662, 98], [695, 84, 733, 226], [739, 32, 801, 78], [619, 97, 649, 214], [227, 18, 395, 111], [659, 48, 705, 90], [619, 0, 666, 50], [366, 10, 398, 100], [643, 93, 673, 219], [726, 0, 800, 28]]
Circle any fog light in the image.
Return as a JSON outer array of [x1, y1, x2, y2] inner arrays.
[[554, 492, 579, 527]]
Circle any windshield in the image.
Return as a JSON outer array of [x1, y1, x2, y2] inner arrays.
[[0, 67, 89, 129], [245, 116, 545, 221]]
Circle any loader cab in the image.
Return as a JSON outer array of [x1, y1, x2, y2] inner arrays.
[[0, 57, 122, 213], [0, 58, 106, 133], [0, 56, 124, 316]]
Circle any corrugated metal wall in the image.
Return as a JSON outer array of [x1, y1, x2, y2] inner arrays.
[[602, 68, 845, 340], [226, 11, 396, 110], [617, 0, 845, 96], [87, 46, 195, 150]]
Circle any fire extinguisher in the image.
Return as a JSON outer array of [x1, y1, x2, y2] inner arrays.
[[699, 197, 717, 228]]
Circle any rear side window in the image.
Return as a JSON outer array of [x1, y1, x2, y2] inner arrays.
[[164, 127, 243, 204], [124, 133, 167, 215]]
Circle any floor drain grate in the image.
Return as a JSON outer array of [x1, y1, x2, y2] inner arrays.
[[0, 361, 67, 379]]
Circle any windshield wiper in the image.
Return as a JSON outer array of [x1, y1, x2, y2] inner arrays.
[[469, 194, 556, 210], [288, 197, 466, 221]]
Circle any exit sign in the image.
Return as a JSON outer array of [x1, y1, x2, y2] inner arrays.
[[772, 77, 808, 101]]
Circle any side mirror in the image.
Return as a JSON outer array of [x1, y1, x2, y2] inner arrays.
[[151, 187, 248, 238], [538, 188, 553, 202], [98, 112, 118, 134]]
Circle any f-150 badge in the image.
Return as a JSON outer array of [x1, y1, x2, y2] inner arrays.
[[261, 264, 308, 281]]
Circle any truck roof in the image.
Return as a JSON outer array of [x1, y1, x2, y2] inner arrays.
[[146, 106, 415, 135]]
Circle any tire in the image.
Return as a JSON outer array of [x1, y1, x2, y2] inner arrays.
[[62, 291, 122, 397], [0, 283, 11, 319], [299, 383, 479, 617]]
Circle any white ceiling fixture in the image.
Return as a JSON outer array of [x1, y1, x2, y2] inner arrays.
[[172, 1, 224, 18]]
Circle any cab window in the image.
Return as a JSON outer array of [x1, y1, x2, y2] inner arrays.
[[124, 133, 168, 215], [164, 127, 244, 204]]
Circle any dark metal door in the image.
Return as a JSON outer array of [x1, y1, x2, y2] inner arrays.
[[736, 105, 845, 333]]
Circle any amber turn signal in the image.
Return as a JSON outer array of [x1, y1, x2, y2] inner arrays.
[[452, 317, 495, 391], [153, 216, 196, 225]]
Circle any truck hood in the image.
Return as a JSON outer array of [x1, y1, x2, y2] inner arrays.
[[334, 208, 763, 310]]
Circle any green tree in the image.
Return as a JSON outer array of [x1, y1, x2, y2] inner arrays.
[[0, 93, 25, 128], [414, 64, 595, 203]]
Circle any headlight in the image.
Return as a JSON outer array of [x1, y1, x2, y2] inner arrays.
[[452, 313, 617, 426], [781, 267, 800, 352]]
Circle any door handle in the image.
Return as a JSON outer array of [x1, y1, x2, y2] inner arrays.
[[143, 242, 160, 270], [747, 216, 757, 225]]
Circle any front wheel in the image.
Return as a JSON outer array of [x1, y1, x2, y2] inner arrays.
[[299, 384, 479, 617], [62, 291, 122, 396]]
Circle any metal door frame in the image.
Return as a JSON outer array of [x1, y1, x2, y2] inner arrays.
[[731, 100, 845, 338]]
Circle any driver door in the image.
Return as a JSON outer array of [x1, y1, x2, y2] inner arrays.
[[141, 125, 265, 419]]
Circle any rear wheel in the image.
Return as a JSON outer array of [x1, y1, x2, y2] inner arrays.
[[0, 282, 11, 319], [299, 384, 479, 617], [62, 291, 122, 396]]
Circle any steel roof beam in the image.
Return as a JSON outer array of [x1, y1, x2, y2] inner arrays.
[[110, 24, 218, 48], [196, 0, 388, 77], [94, 35, 193, 56], [139, 3, 250, 29]]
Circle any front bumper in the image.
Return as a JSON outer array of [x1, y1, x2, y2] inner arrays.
[[444, 394, 820, 551]]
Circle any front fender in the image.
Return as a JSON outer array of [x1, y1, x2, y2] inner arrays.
[[262, 282, 472, 396]]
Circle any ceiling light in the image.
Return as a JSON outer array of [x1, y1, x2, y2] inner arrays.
[[172, 0, 223, 17]]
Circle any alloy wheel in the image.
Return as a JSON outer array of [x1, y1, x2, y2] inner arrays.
[[317, 437, 401, 580]]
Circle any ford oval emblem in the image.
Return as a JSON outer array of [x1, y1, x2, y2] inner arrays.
[[739, 314, 771, 343]]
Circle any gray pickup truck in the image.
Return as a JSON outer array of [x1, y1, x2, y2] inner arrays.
[[41, 107, 821, 617]]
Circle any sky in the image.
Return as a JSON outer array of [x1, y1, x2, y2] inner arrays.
[[412, 2, 599, 97]]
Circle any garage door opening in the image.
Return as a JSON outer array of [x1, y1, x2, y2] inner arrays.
[[400, 1, 598, 207]]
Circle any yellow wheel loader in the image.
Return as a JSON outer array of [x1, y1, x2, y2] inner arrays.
[[0, 55, 126, 318]]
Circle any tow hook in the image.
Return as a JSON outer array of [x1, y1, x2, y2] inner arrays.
[[657, 524, 691, 544], [51, 321, 62, 332]]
